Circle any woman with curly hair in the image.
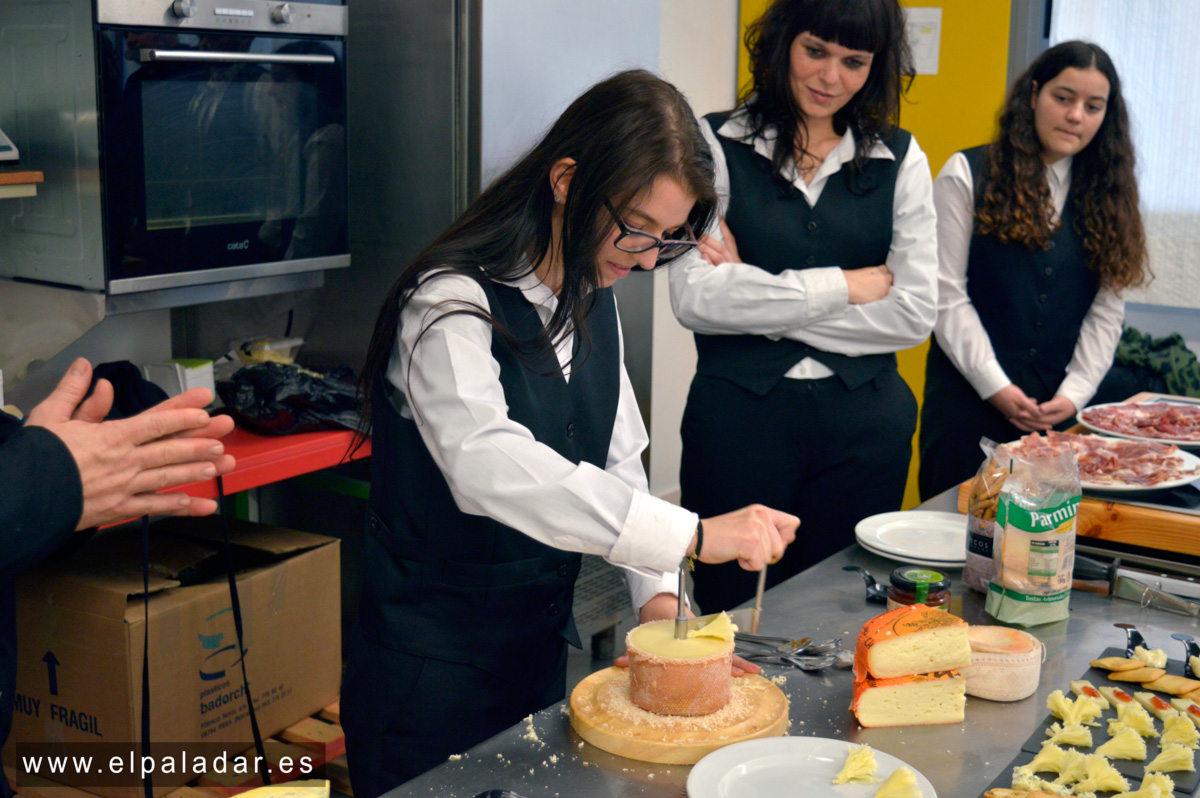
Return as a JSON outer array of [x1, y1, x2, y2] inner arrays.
[[670, 0, 937, 612], [918, 40, 1149, 499]]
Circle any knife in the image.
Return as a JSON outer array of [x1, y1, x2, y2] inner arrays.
[[1112, 574, 1200, 617]]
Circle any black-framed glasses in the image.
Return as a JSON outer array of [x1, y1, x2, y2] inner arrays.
[[603, 199, 699, 264]]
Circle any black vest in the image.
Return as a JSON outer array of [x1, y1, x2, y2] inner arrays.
[[694, 111, 911, 394], [962, 145, 1098, 392], [360, 283, 621, 681]]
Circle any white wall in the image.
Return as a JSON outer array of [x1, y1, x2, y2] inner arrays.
[[649, 0, 739, 501], [480, 1, 660, 186]]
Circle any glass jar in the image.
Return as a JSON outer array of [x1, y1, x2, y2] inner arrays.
[[886, 567, 951, 611]]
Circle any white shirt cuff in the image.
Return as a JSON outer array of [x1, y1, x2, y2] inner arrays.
[[969, 360, 1012, 401], [623, 568, 684, 616], [807, 266, 851, 320], [608, 490, 697, 574], [1055, 375, 1093, 415]]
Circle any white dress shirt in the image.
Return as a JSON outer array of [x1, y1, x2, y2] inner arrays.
[[669, 112, 939, 379], [384, 268, 696, 612], [931, 151, 1124, 410]]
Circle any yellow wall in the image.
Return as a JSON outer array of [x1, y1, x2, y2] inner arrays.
[[737, 0, 1012, 508]]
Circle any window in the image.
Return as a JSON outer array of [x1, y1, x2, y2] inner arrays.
[[1051, 2, 1200, 308]]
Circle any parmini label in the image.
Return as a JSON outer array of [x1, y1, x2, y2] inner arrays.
[[996, 495, 1079, 533]]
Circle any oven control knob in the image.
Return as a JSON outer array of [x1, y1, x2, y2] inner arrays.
[[270, 3, 294, 24], [171, 0, 197, 18]]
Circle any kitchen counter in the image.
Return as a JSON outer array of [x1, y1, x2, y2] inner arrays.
[[383, 499, 1200, 798]]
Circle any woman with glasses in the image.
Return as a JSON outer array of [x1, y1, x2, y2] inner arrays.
[[669, 0, 938, 613], [343, 69, 799, 796]]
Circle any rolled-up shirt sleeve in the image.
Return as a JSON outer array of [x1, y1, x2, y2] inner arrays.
[[388, 273, 697, 601]]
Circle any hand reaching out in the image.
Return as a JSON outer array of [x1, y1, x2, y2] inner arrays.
[[26, 358, 237, 529]]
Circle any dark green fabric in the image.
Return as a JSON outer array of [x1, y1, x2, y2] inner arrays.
[[1114, 327, 1200, 397]]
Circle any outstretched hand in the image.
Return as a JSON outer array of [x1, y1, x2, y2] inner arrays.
[[26, 358, 236, 529]]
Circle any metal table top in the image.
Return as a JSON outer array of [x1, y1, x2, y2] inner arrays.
[[384, 501, 1200, 798]]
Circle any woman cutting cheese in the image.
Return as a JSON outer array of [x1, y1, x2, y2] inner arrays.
[[669, 0, 937, 612], [342, 70, 799, 796], [918, 41, 1149, 500]]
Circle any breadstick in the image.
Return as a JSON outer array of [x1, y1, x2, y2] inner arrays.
[[1109, 667, 1167, 683], [1091, 657, 1146, 672]]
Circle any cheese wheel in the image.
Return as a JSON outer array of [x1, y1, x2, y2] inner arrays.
[[625, 621, 732, 716], [851, 670, 966, 728], [960, 626, 1043, 702], [854, 604, 971, 680]]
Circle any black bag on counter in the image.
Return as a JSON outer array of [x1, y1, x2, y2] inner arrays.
[[217, 361, 360, 435]]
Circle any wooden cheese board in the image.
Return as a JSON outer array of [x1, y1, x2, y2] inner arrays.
[[568, 666, 788, 764]]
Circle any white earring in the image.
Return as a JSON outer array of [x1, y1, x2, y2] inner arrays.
[[554, 194, 564, 204]]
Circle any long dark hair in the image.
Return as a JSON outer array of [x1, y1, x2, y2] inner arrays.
[[976, 40, 1148, 291], [740, 0, 914, 188], [353, 69, 717, 450]]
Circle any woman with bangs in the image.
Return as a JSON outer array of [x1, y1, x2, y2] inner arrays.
[[670, 0, 937, 611], [918, 41, 1149, 500], [343, 70, 799, 795]]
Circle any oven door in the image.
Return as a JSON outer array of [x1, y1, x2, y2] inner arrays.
[[97, 29, 348, 294]]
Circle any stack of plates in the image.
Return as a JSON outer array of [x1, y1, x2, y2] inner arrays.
[[854, 510, 967, 568]]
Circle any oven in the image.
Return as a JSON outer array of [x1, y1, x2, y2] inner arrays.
[[0, 0, 347, 299]]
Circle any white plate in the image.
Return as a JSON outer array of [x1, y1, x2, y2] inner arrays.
[[686, 736, 938, 798], [854, 511, 966, 565], [857, 537, 965, 569], [1077, 400, 1200, 448], [1079, 444, 1200, 492]]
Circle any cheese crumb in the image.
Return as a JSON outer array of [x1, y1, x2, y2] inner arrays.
[[447, 754, 462, 761]]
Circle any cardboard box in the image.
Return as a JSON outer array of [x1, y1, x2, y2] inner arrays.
[[3, 519, 341, 798]]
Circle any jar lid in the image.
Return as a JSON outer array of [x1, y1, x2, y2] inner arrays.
[[890, 567, 950, 593]]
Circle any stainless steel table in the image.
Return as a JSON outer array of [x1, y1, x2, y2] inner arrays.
[[384, 499, 1200, 798]]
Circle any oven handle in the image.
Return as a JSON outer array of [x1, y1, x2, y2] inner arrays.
[[140, 49, 336, 65]]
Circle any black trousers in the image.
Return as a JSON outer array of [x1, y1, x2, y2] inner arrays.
[[341, 627, 568, 798], [680, 371, 916, 613], [918, 340, 1065, 502]]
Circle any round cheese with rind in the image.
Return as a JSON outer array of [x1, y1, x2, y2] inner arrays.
[[626, 620, 733, 716], [961, 625, 1043, 701]]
